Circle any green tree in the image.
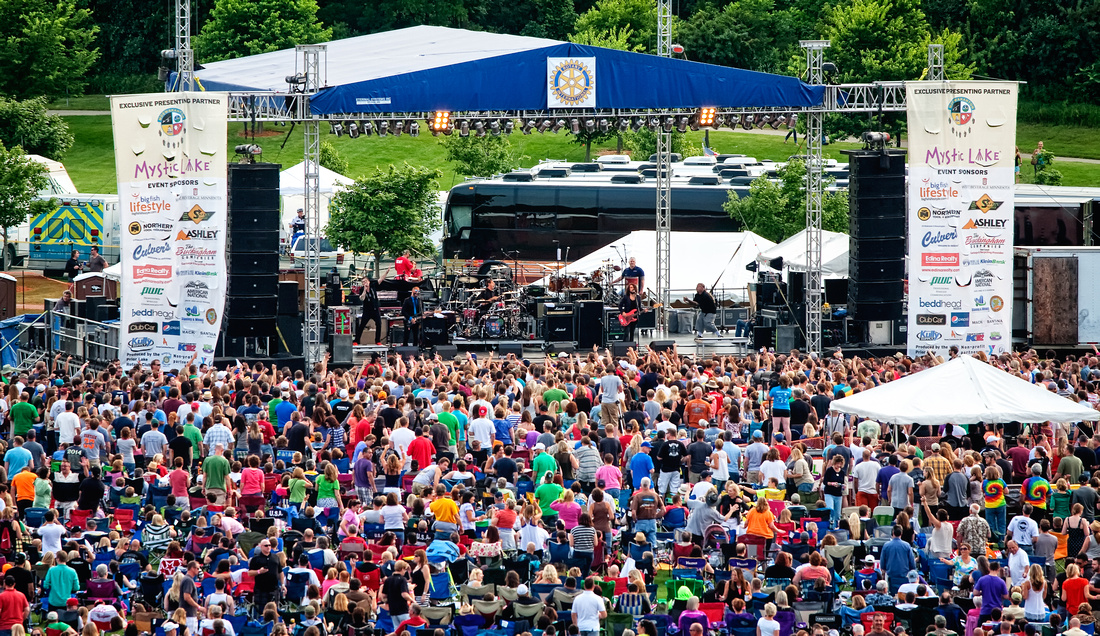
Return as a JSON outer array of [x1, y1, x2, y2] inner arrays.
[[319, 140, 349, 175], [194, 0, 331, 62], [677, 0, 799, 73], [571, 0, 658, 53], [0, 97, 73, 161], [440, 135, 522, 178], [724, 158, 848, 242], [316, 0, 480, 37], [327, 164, 442, 277], [519, 0, 577, 39], [85, 0, 215, 80], [569, 24, 643, 51], [622, 128, 701, 160], [1032, 149, 1062, 186], [0, 0, 99, 99], [0, 143, 53, 269]]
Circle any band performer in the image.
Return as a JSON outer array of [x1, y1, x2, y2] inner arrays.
[[613, 257, 645, 295], [618, 283, 641, 342], [401, 287, 423, 347], [355, 277, 382, 346]]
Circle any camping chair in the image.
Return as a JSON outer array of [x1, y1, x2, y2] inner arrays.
[[661, 507, 687, 532], [420, 606, 454, 626], [822, 544, 855, 575], [553, 588, 582, 611], [24, 507, 47, 528], [429, 571, 456, 603], [512, 602, 545, 623], [873, 506, 895, 527], [604, 613, 635, 636], [459, 583, 495, 602], [473, 598, 505, 624], [729, 615, 757, 636], [698, 603, 726, 629]]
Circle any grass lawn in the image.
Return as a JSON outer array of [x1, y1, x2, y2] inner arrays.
[[47, 95, 111, 111], [62, 115, 1100, 193]]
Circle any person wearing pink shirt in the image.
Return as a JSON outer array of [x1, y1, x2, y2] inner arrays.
[[595, 453, 623, 501]]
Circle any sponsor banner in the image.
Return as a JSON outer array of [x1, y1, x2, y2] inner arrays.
[[547, 57, 596, 109], [906, 81, 1017, 357], [111, 93, 228, 367]]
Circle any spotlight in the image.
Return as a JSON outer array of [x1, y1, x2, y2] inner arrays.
[[741, 114, 753, 130], [570, 119, 580, 135], [348, 122, 360, 139], [474, 121, 485, 137], [430, 111, 451, 135], [647, 117, 659, 131], [361, 121, 373, 137], [697, 107, 716, 129], [551, 119, 565, 133], [675, 116, 689, 134], [489, 120, 501, 136], [330, 122, 343, 137], [234, 144, 262, 156], [822, 61, 839, 75], [632, 118, 646, 132], [157, 67, 169, 82], [585, 119, 596, 133], [617, 118, 629, 133], [776, 114, 788, 128], [536, 119, 551, 133], [503, 120, 514, 135], [522, 119, 536, 135], [160, 49, 179, 60], [662, 117, 674, 133], [390, 120, 402, 137], [409, 122, 419, 137], [378, 120, 389, 137], [458, 120, 470, 137], [284, 74, 307, 86]]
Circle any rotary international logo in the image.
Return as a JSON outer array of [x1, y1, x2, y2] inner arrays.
[[550, 60, 594, 107]]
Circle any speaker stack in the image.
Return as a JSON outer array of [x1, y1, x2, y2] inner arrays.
[[220, 163, 282, 358], [842, 149, 906, 321], [576, 300, 605, 349]]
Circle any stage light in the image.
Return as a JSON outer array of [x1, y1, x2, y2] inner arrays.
[[234, 144, 262, 156], [676, 116, 689, 134], [697, 107, 716, 128], [409, 122, 419, 137], [489, 120, 501, 136], [647, 117, 659, 131], [458, 120, 470, 137], [767, 256, 784, 270], [662, 117, 674, 133], [741, 114, 753, 130], [330, 122, 343, 137], [430, 111, 451, 135], [284, 74, 307, 86], [522, 119, 536, 135], [617, 118, 629, 133], [585, 119, 596, 133], [570, 119, 581, 135], [378, 120, 389, 137], [537, 119, 551, 133], [348, 122, 360, 139], [361, 121, 373, 137], [671, 44, 685, 55], [551, 119, 565, 133], [503, 120, 514, 135], [392, 120, 404, 137], [632, 117, 645, 132], [474, 120, 485, 137]]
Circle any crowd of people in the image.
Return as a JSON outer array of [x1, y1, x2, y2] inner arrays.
[[0, 345, 1092, 636]]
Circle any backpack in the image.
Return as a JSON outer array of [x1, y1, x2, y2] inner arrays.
[[0, 520, 13, 552]]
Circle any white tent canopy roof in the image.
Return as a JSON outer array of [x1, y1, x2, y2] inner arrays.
[[831, 354, 1100, 425], [756, 229, 849, 277], [280, 162, 354, 196], [540, 231, 775, 296], [74, 263, 121, 283]]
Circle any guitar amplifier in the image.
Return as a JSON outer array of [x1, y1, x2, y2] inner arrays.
[[605, 309, 626, 342], [545, 304, 574, 316], [544, 314, 575, 342]]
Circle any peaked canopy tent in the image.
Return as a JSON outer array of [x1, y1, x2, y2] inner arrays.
[[757, 229, 850, 278], [831, 354, 1100, 426], [193, 25, 827, 115], [537, 231, 775, 299], [279, 162, 354, 237]]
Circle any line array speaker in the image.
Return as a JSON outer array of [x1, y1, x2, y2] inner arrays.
[[576, 300, 604, 349], [844, 149, 906, 321]]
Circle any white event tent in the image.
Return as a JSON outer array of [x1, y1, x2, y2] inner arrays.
[[278, 162, 355, 238], [831, 354, 1100, 425], [756, 229, 850, 277], [540, 230, 775, 298]]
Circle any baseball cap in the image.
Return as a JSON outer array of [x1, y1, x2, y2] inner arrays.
[[47, 612, 58, 622], [863, 555, 875, 564], [775, 433, 785, 442], [339, 389, 349, 398], [753, 430, 763, 439], [66, 598, 79, 607], [931, 443, 940, 451], [534, 443, 546, 450], [162, 622, 180, 632], [907, 569, 919, 582], [517, 584, 529, 596], [697, 419, 707, 427], [1012, 592, 1022, 602], [641, 441, 652, 448], [700, 469, 712, 478]]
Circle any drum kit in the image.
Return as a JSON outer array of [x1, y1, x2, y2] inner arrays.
[[549, 259, 622, 305], [445, 263, 528, 339]]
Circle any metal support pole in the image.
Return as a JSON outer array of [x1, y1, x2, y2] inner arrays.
[[174, 0, 194, 91], [800, 40, 829, 355], [655, 0, 673, 332], [299, 44, 325, 367], [927, 44, 945, 81]]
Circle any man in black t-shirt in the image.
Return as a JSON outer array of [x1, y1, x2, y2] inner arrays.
[[286, 420, 311, 453], [493, 446, 518, 483], [331, 390, 354, 424], [248, 539, 283, 617], [691, 283, 720, 337], [168, 428, 193, 468], [655, 434, 686, 499], [382, 561, 415, 623], [686, 430, 712, 483], [77, 466, 104, 512]]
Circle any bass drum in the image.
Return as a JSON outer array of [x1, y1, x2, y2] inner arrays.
[[483, 315, 504, 337]]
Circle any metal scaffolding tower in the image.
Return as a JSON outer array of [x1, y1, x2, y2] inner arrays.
[[655, 0, 673, 332], [927, 44, 945, 81], [299, 45, 326, 367], [800, 40, 828, 355], [174, 0, 194, 91]]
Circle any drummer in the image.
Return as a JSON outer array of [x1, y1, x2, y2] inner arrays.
[[475, 279, 501, 314], [613, 257, 645, 295]]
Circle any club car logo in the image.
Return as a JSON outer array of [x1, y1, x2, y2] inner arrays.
[[128, 322, 158, 334]]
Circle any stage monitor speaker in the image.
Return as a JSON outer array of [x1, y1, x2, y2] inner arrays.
[[544, 314, 575, 342], [276, 315, 303, 355], [754, 326, 775, 350], [787, 271, 806, 304], [394, 346, 420, 359], [576, 300, 604, 349], [220, 334, 274, 358], [387, 320, 405, 346], [497, 343, 524, 358], [229, 251, 280, 275], [421, 317, 450, 347], [776, 324, 804, 352], [227, 295, 278, 318], [433, 344, 459, 359], [545, 342, 575, 355], [225, 317, 277, 337], [229, 273, 279, 298], [647, 340, 675, 353], [278, 281, 300, 315], [84, 296, 106, 322], [612, 341, 637, 357]]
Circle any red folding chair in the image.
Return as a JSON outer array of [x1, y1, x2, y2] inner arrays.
[[861, 613, 894, 633], [68, 509, 91, 530], [400, 544, 426, 559], [366, 543, 389, 561], [112, 508, 137, 533]]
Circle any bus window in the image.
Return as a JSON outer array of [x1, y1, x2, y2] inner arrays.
[[474, 185, 514, 229], [557, 188, 598, 231], [515, 187, 555, 230], [448, 204, 472, 237]]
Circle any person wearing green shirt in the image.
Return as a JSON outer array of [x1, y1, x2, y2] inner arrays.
[[542, 380, 568, 408], [268, 394, 283, 422], [437, 405, 460, 453], [535, 475, 564, 510], [33, 466, 52, 508], [43, 551, 80, 610], [288, 467, 311, 506], [315, 463, 342, 509], [201, 448, 230, 503], [532, 445, 558, 483], [10, 395, 37, 438], [182, 419, 204, 462]]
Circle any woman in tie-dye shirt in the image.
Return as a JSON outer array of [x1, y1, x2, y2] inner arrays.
[[983, 465, 1008, 544]]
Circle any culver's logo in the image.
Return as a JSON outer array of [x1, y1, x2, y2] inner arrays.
[[922, 228, 958, 248], [133, 243, 172, 261]]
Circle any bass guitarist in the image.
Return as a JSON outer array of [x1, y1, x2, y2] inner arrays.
[[618, 283, 642, 342], [401, 286, 426, 347]]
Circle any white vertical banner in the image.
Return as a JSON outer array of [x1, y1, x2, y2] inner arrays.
[[111, 93, 228, 368], [906, 81, 1017, 357]]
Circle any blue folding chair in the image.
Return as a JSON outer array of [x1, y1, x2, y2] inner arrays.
[[307, 549, 326, 571], [24, 508, 47, 528], [729, 615, 757, 636], [661, 507, 686, 531], [548, 541, 571, 566], [201, 576, 219, 597]]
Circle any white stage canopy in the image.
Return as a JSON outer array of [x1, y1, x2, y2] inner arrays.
[[540, 231, 775, 297], [279, 162, 355, 240], [831, 354, 1100, 425], [756, 229, 849, 277]]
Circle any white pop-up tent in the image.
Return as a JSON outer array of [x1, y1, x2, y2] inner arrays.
[[279, 162, 355, 238], [539, 231, 775, 298], [756, 229, 850, 277], [831, 354, 1100, 425]]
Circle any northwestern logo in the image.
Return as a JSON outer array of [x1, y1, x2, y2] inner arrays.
[[917, 314, 946, 326], [133, 243, 172, 260], [951, 312, 970, 327], [128, 322, 158, 334], [127, 337, 155, 352], [917, 330, 943, 342], [161, 321, 181, 336], [922, 229, 958, 248]]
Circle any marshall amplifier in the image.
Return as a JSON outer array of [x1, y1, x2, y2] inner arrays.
[[544, 314, 575, 342]]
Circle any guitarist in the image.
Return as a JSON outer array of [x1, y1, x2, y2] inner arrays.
[[401, 286, 425, 347], [618, 283, 642, 342]]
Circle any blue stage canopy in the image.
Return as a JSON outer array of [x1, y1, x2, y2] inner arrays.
[[195, 25, 825, 115]]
